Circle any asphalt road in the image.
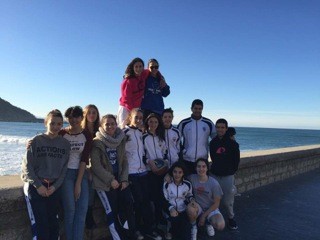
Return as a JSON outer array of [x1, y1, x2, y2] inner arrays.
[[199, 168, 320, 240]]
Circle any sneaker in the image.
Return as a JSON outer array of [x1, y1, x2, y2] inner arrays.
[[135, 231, 144, 240], [165, 232, 172, 240], [145, 231, 162, 240], [206, 224, 215, 237], [228, 218, 238, 230], [191, 225, 197, 240]]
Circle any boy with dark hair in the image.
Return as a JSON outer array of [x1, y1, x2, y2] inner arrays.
[[162, 108, 181, 168], [209, 118, 240, 230], [178, 99, 215, 174]]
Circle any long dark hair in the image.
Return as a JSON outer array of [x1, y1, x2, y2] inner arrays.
[[145, 113, 165, 141], [124, 57, 144, 78]]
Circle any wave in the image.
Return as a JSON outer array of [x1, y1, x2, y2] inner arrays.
[[0, 134, 30, 144]]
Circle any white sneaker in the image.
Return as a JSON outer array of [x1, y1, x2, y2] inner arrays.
[[135, 231, 144, 240], [191, 225, 197, 240], [206, 224, 215, 237]]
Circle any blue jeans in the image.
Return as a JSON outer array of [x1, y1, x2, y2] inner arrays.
[[61, 169, 89, 240]]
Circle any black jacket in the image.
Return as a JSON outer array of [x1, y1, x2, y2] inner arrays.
[[209, 135, 240, 176]]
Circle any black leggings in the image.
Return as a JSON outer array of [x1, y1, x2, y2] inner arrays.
[[169, 211, 191, 239], [106, 187, 136, 236], [28, 184, 61, 240], [129, 173, 154, 234]]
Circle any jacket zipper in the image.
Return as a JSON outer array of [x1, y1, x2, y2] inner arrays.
[[134, 129, 142, 169], [166, 129, 172, 166], [195, 120, 198, 161]]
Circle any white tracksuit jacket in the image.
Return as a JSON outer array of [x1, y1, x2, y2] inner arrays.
[[178, 116, 215, 162], [164, 125, 181, 167], [163, 179, 194, 213], [142, 131, 168, 171], [123, 126, 147, 174]]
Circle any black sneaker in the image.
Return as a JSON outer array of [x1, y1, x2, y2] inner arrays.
[[228, 218, 238, 230]]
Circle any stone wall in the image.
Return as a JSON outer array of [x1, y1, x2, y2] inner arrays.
[[1, 144, 320, 239], [235, 145, 320, 193]]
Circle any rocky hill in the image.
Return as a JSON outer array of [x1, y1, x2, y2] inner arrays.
[[0, 98, 42, 122]]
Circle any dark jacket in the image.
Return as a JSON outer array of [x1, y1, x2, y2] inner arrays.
[[209, 135, 240, 176], [140, 74, 170, 114]]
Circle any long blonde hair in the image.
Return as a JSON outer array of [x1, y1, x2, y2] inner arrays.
[[81, 104, 100, 134]]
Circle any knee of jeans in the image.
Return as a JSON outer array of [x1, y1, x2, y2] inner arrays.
[[64, 211, 76, 223], [77, 200, 89, 215], [78, 209, 89, 220], [63, 200, 75, 212]]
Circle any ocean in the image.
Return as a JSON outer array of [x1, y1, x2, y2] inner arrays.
[[1, 122, 320, 176]]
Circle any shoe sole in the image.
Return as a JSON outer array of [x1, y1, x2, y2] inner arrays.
[[228, 226, 238, 230]]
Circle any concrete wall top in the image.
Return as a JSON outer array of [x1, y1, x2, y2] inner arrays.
[[240, 144, 320, 168]]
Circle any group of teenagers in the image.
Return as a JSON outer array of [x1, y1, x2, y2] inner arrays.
[[21, 57, 240, 240]]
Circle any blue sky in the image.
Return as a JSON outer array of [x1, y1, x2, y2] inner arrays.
[[1, 0, 319, 129]]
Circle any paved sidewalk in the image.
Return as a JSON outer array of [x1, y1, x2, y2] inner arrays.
[[199, 168, 320, 240]]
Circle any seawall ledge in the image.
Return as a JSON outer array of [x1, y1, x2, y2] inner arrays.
[[1, 144, 320, 191], [240, 144, 320, 168]]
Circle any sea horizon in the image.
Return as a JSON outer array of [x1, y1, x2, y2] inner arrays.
[[1, 121, 320, 175], [1, 120, 320, 131]]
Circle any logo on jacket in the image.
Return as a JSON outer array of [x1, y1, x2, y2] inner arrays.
[[216, 147, 226, 154], [202, 127, 206, 132]]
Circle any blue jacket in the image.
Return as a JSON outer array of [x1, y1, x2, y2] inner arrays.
[[141, 75, 170, 114]]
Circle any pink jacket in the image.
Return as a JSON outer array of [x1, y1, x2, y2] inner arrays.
[[119, 69, 149, 111]]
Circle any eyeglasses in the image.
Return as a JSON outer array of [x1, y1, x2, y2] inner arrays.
[[150, 66, 159, 70]]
